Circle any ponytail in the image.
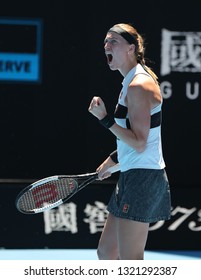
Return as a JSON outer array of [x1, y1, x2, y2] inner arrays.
[[114, 23, 159, 85]]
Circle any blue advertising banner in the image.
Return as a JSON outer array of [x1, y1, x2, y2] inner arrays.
[[0, 18, 42, 83]]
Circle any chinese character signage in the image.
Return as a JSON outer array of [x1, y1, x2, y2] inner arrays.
[[0, 181, 201, 250]]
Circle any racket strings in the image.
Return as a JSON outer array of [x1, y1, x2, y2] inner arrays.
[[18, 178, 78, 212]]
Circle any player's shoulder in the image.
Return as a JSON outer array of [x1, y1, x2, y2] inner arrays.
[[129, 73, 157, 92]]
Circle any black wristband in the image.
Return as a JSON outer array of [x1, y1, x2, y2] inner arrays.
[[99, 114, 115, 129], [110, 150, 118, 163]]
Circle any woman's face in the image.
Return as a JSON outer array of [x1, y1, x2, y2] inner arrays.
[[104, 31, 131, 72]]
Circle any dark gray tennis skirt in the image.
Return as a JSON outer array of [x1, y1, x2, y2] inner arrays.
[[107, 168, 171, 223]]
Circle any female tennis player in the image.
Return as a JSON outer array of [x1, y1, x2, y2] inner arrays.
[[88, 23, 171, 260]]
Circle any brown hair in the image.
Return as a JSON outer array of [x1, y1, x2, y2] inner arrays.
[[111, 23, 159, 85]]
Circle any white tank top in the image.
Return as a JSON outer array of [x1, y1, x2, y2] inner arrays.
[[114, 64, 165, 171]]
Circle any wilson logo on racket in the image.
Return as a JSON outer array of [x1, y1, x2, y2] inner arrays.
[[15, 164, 120, 214], [32, 185, 58, 208]]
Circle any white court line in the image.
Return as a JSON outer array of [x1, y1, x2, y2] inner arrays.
[[0, 249, 200, 260]]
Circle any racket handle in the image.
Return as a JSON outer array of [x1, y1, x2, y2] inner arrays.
[[107, 163, 120, 174]]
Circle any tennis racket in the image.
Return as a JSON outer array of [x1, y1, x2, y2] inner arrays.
[[15, 164, 120, 214]]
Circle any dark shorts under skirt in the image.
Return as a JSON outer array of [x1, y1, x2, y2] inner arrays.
[[107, 168, 171, 223]]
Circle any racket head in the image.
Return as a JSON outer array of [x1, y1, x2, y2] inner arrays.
[[15, 176, 79, 214]]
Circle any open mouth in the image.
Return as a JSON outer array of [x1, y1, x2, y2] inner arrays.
[[106, 54, 113, 64]]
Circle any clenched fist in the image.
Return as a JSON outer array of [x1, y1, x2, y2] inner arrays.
[[88, 96, 107, 120]]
